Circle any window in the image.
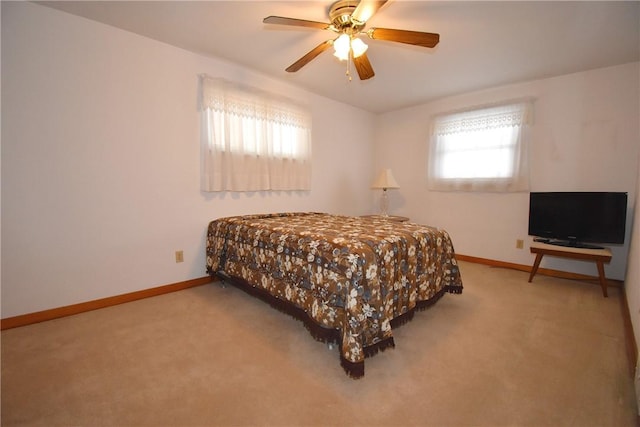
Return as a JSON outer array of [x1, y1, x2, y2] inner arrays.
[[428, 100, 533, 192], [199, 75, 312, 192]]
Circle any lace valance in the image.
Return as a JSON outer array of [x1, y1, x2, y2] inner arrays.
[[199, 75, 311, 129], [433, 101, 532, 136]]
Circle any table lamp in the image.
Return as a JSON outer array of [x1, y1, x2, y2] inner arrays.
[[372, 169, 400, 216]]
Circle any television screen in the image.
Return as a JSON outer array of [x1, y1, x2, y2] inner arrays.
[[528, 192, 627, 248]]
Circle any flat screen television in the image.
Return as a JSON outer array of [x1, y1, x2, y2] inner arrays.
[[528, 192, 627, 249]]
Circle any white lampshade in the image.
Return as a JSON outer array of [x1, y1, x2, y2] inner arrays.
[[350, 37, 368, 58], [333, 34, 369, 61], [333, 34, 350, 61], [372, 169, 400, 190]]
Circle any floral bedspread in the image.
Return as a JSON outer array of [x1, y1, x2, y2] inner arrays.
[[206, 212, 463, 372]]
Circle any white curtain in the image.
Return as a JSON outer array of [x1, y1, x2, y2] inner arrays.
[[199, 75, 312, 192], [427, 100, 533, 192]]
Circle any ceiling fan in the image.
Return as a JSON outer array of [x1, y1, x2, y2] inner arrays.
[[263, 0, 440, 81]]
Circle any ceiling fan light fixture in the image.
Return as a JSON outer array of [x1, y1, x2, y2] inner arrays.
[[333, 34, 368, 61], [333, 34, 351, 61], [351, 37, 368, 58]]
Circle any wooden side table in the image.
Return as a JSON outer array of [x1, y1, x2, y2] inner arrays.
[[360, 215, 410, 223], [528, 242, 612, 297]]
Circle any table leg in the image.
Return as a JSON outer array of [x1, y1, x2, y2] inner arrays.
[[596, 261, 608, 297], [529, 253, 544, 282]]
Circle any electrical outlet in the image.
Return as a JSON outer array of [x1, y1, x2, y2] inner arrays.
[[516, 239, 524, 249], [175, 250, 184, 263]]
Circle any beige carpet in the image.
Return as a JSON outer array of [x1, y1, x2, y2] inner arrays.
[[2, 261, 637, 426]]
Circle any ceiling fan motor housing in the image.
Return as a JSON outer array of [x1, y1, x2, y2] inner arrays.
[[329, 0, 365, 33]]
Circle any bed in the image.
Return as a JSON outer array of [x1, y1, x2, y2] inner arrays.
[[206, 212, 463, 377]]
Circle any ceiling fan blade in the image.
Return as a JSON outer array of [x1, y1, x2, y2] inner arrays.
[[263, 16, 330, 30], [286, 40, 333, 73], [368, 28, 440, 48], [351, 0, 388, 25], [353, 53, 375, 80]]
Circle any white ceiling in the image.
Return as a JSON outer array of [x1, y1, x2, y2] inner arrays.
[[38, 1, 640, 114]]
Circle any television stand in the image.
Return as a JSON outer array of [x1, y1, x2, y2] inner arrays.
[[528, 242, 612, 297]]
